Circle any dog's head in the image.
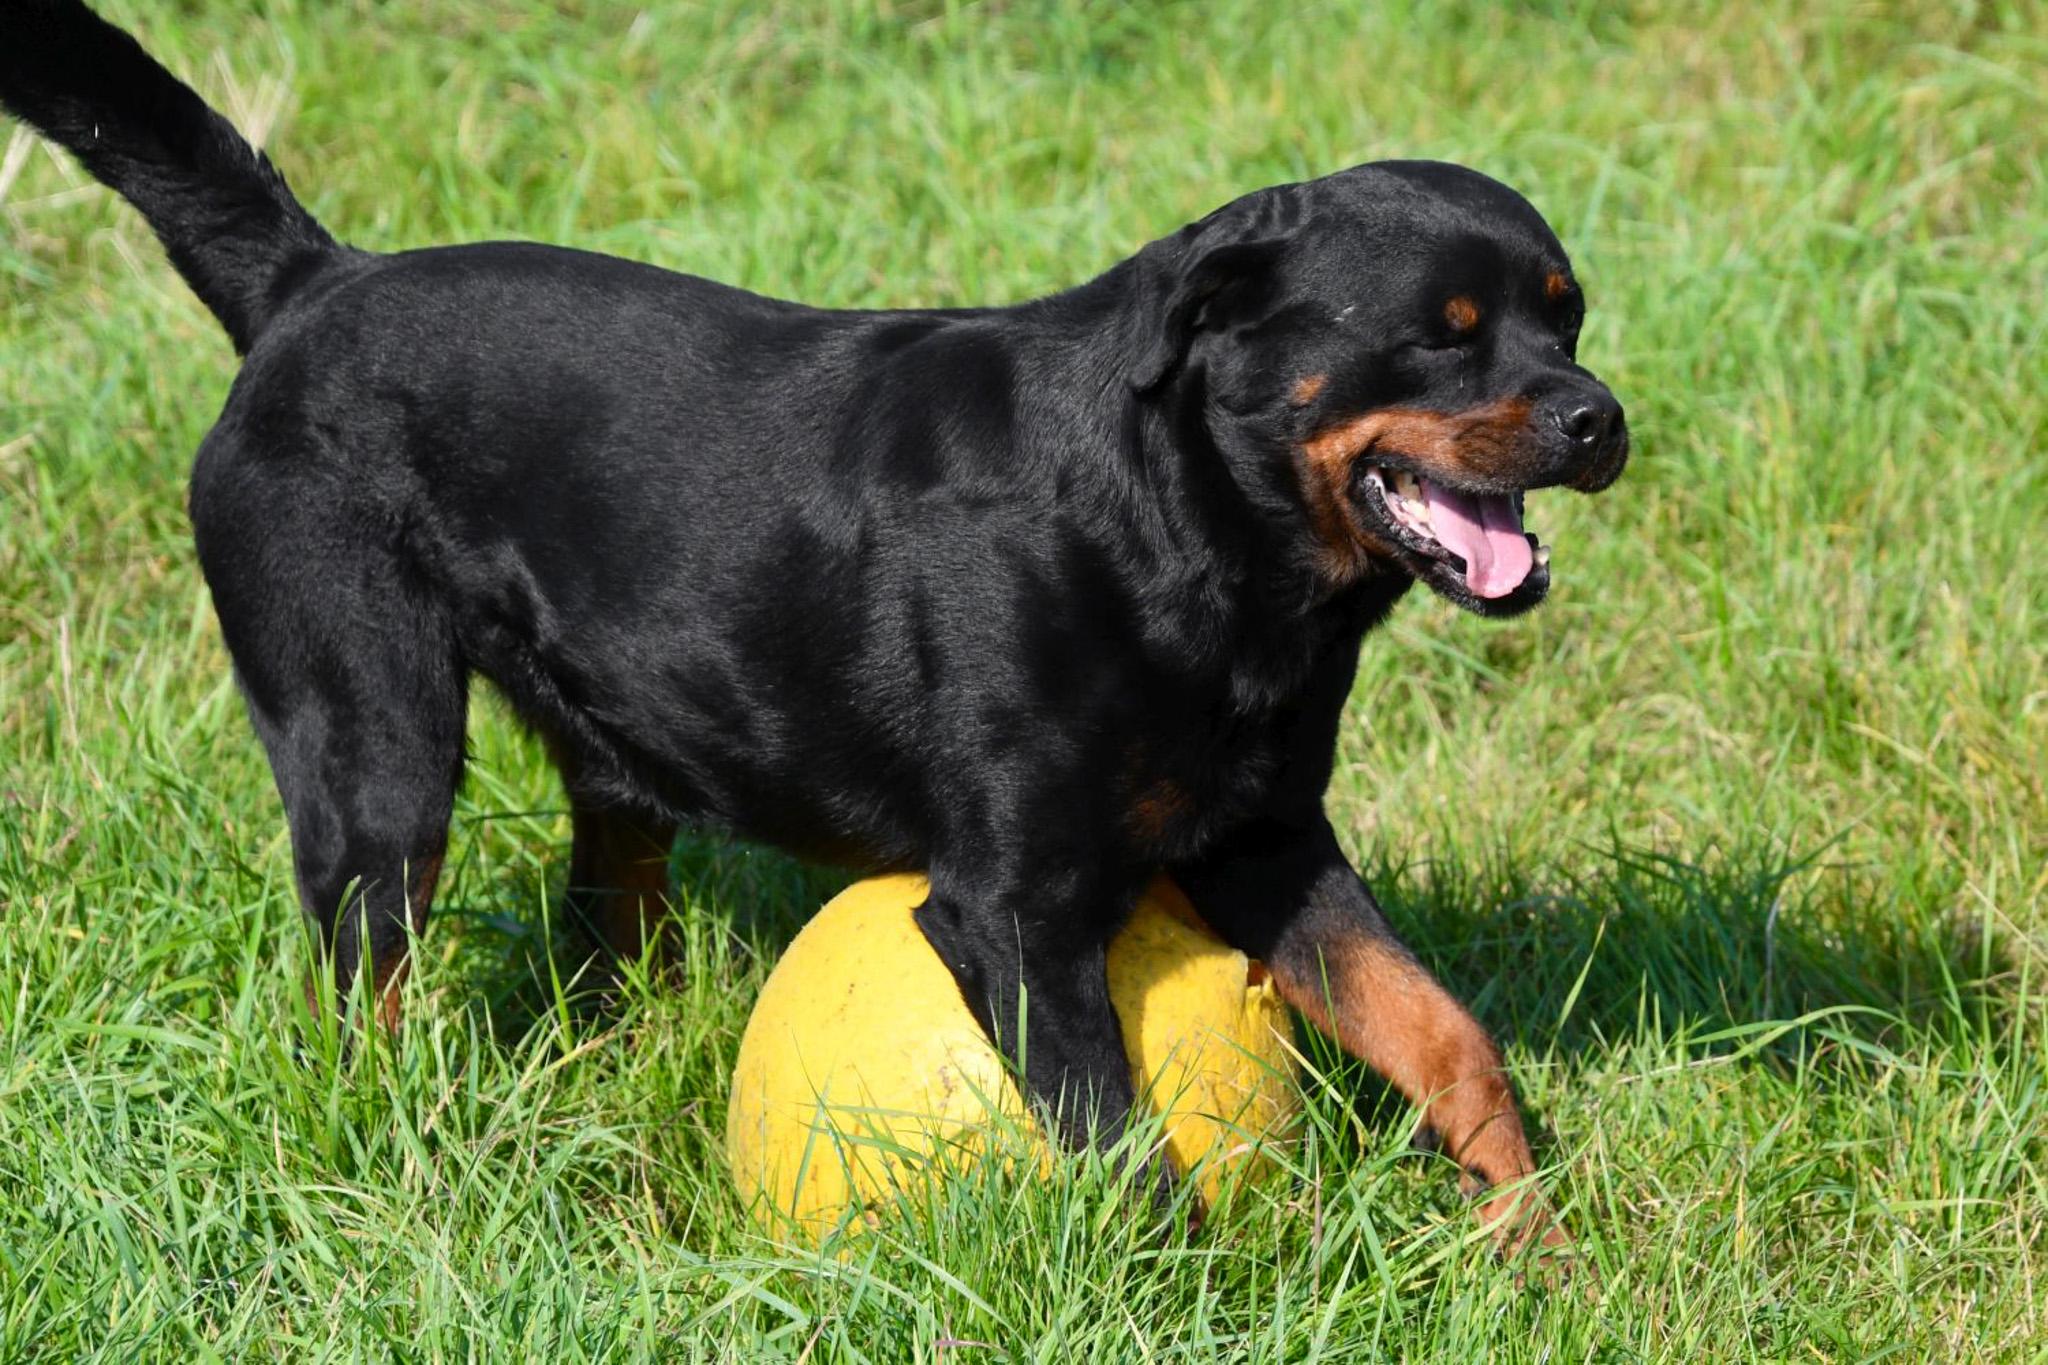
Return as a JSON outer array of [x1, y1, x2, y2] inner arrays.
[[1129, 160, 1628, 616]]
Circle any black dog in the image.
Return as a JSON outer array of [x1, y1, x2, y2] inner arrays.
[[3, 1, 1626, 1250]]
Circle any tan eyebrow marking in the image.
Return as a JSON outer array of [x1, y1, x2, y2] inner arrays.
[[1544, 271, 1571, 302], [1290, 373, 1329, 405], [1443, 296, 1480, 332]]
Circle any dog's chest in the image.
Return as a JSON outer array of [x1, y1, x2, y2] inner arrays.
[[1120, 595, 1386, 859], [1122, 704, 1303, 859]]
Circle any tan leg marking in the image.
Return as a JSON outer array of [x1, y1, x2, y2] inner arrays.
[[1278, 931, 1563, 1253], [568, 807, 676, 962], [370, 853, 443, 1032]]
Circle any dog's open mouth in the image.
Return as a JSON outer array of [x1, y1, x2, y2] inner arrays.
[[1356, 465, 1549, 602]]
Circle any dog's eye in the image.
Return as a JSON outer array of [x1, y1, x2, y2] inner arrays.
[[1556, 294, 1586, 350]]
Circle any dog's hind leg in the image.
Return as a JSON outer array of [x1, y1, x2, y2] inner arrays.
[[245, 615, 465, 1030], [536, 736, 678, 965], [245, 618, 466, 1031], [564, 798, 677, 964], [193, 445, 468, 1030]]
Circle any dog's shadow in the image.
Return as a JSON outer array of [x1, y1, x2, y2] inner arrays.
[[436, 826, 849, 1043], [437, 825, 2013, 1149], [1306, 839, 2019, 1159]]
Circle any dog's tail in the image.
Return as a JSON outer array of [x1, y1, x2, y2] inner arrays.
[[0, 0, 345, 353]]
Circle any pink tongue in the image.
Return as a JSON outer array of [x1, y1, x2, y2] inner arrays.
[[1418, 479, 1534, 599]]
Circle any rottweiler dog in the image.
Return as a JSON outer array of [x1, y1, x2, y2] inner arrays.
[[3, 1, 1626, 1250]]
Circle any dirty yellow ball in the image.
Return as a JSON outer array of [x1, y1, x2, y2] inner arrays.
[[725, 873, 1300, 1240]]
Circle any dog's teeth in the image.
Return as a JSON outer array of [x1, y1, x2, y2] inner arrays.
[[1534, 545, 1551, 566], [1385, 471, 1425, 516]]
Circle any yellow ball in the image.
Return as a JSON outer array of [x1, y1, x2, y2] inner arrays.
[[725, 873, 1300, 1240]]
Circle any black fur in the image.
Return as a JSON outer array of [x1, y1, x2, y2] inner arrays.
[[3, 2, 1628, 1220], [0, 0, 342, 351]]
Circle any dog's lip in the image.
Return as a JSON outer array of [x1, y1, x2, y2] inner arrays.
[[1353, 466, 1464, 566], [1353, 464, 1549, 599]]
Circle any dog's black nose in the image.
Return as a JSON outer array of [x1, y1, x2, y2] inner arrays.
[[1555, 394, 1622, 450]]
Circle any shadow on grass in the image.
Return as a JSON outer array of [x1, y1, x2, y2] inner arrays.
[[436, 826, 849, 1046], [1300, 836, 2024, 1161], [434, 821, 2018, 1126], [1369, 838, 2010, 1053]]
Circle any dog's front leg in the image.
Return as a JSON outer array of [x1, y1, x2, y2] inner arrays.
[[1175, 815, 1565, 1255], [913, 868, 1150, 1167]]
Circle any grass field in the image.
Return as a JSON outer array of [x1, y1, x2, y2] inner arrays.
[[3, 0, 2045, 1357]]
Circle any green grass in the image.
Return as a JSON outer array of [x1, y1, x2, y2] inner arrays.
[[3, 0, 2044, 1357]]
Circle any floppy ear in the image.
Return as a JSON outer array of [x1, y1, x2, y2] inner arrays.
[[1127, 195, 1300, 393]]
